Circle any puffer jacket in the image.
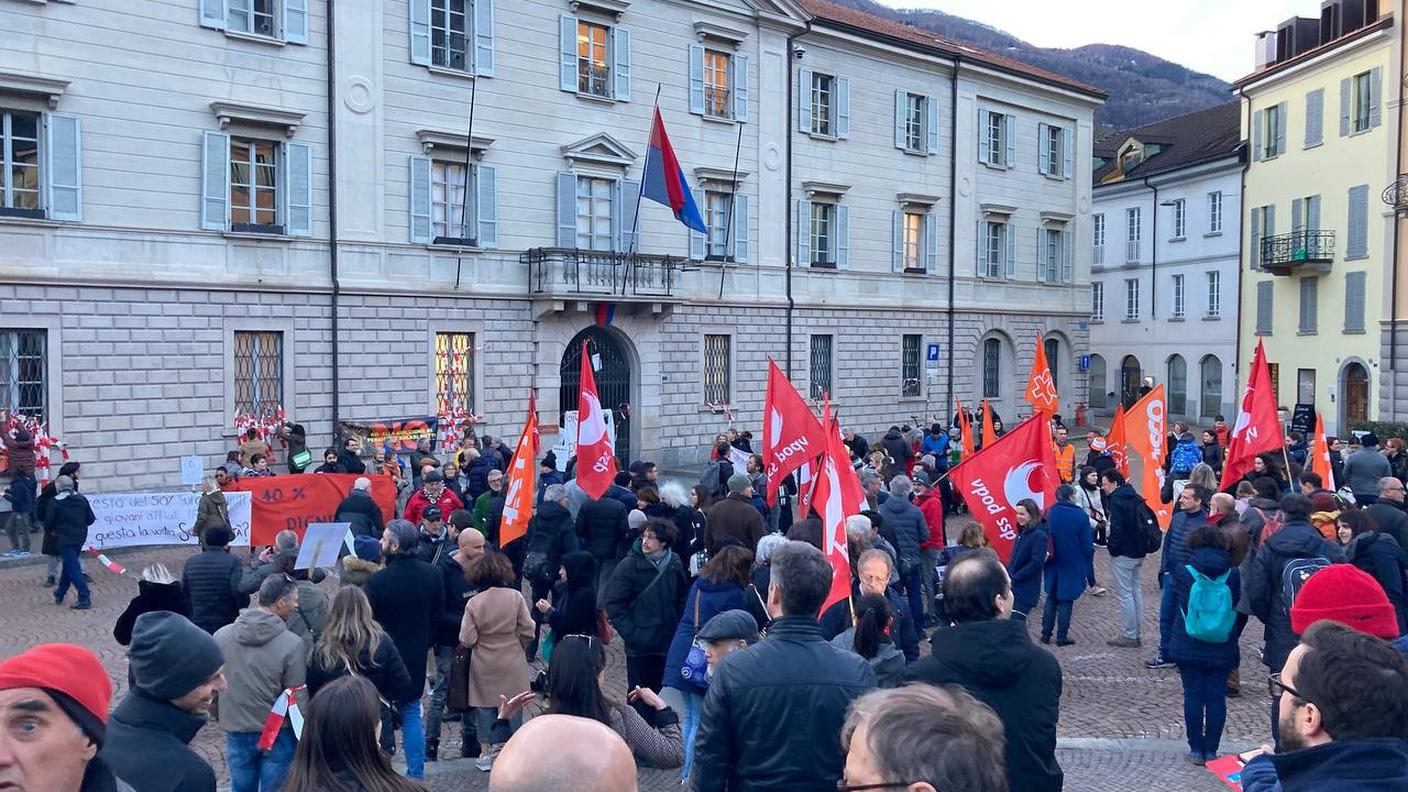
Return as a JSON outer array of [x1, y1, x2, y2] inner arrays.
[[691, 616, 876, 791], [1168, 546, 1241, 670], [603, 543, 688, 656], [576, 495, 630, 563], [465, 455, 493, 501], [1346, 531, 1408, 634], [47, 491, 96, 549], [181, 547, 248, 634], [213, 608, 307, 732], [1160, 507, 1208, 582], [876, 494, 925, 574], [338, 556, 380, 588], [1007, 522, 1049, 607], [662, 577, 751, 690]]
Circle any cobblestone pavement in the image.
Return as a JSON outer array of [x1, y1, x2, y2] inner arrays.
[[0, 539, 1267, 791]]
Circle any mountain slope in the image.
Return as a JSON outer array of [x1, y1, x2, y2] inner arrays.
[[830, 0, 1231, 131]]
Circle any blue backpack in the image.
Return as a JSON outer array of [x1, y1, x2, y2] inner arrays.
[[1170, 441, 1202, 475], [1182, 564, 1236, 643]]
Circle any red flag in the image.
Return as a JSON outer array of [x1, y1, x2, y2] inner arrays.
[[1220, 340, 1284, 490], [1125, 385, 1172, 530], [574, 342, 618, 499], [1024, 334, 1060, 415], [762, 359, 826, 507], [1104, 404, 1131, 478], [1312, 412, 1334, 490], [956, 397, 975, 458], [950, 414, 1059, 562], [981, 399, 997, 448], [499, 395, 540, 547], [812, 396, 856, 613]]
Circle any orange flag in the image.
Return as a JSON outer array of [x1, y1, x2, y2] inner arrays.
[[498, 394, 540, 547], [1124, 386, 1172, 529], [981, 399, 997, 448], [1311, 412, 1334, 490], [1104, 404, 1131, 478], [956, 397, 975, 458], [1024, 333, 1060, 416]]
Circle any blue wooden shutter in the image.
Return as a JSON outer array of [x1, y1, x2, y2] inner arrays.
[[1062, 126, 1073, 179], [1340, 78, 1351, 137], [1370, 66, 1383, 128], [1036, 227, 1048, 282], [1291, 197, 1303, 234], [1345, 271, 1367, 332], [200, 0, 226, 29], [797, 69, 812, 133], [475, 164, 497, 247], [926, 96, 939, 155], [733, 55, 749, 122], [558, 15, 577, 92], [1256, 281, 1273, 333], [1307, 195, 1320, 231], [612, 27, 631, 101], [201, 130, 230, 231], [284, 141, 312, 236], [473, 0, 495, 76], [410, 0, 431, 66], [618, 179, 640, 251], [1060, 230, 1073, 284], [689, 223, 705, 260], [924, 212, 938, 273], [1348, 184, 1369, 258], [836, 204, 850, 268], [556, 172, 577, 248], [1004, 222, 1016, 278], [1252, 108, 1263, 161], [1305, 88, 1323, 147], [1249, 208, 1261, 269], [977, 107, 990, 163], [733, 194, 749, 263], [45, 114, 81, 222], [228, 0, 250, 36], [1003, 114, 1016, 168], [283, 0, 307, 44], [409, 156, 432, 243], [975, 218, 984, 276], [893, 89, 906, 150], [835, 77, 850, 139], [1274, 102, 1287, 155], [797, 200, 811, 265], [891, 210, 903, 271], [688, 45, 706, 115], [1037, 122, 1050, 175]]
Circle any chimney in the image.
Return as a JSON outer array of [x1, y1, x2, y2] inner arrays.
[[1254, 30, 1277, 69]]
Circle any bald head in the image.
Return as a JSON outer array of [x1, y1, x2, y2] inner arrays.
[[1209, 492, 1236, 515], [489, 715, 636, 792], [458, 526, 486, 554]]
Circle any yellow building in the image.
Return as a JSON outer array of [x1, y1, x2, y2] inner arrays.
[[1234, 2, 1396, 435]]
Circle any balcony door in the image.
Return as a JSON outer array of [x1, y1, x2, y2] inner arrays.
[[560, 326, 633, 466]]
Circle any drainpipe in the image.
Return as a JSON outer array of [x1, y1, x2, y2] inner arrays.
[[326, 0, 342, 431], [1143, 176, 1158, 321], [1234, 93, 1249, 382], [784, 29, 805, 378], [946, 54, 960, 413]]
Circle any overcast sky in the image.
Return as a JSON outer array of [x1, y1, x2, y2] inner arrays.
[[895, 0, 1311, 82]]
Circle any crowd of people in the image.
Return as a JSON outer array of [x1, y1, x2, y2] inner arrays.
[[4, 412, 1408, 792]]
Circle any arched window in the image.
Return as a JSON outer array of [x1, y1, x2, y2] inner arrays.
[[1044, 337, 1060, 393], [983, 338, 1001, 398], [1167, 355, 1187, 415], [1120, 355, 1142, 408], [1088, 354, 1107, 409], [1200, 355, 1222, 418]]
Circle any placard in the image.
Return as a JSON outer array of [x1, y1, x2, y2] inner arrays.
[[552, 408, 616, 463], [294, 523, 350, 570], [88, 491, 253, 549], [1290, 402, 1316, 435], [180, 455, 204, 486]]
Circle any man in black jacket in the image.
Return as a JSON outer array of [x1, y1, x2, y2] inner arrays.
[[603, 519, 688, 691], [1101, 470, 1149, 648], [691, 540, 876, 791], [336, 436, 366, 476], [181, 524, 248, 634], [425, 528, 485, 761], [575, 492, 629, 593], [364, 520, 443, 780], [334, 477, 384, 539], [904, 551, 1064, 792], [1365, 477, 1408, 549]]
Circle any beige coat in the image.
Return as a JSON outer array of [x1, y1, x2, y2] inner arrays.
[[459, 586, 534, 708]]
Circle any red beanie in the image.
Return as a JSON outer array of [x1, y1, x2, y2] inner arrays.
[[0, 644, 112, 726], [1290, 564, 1401, 640]]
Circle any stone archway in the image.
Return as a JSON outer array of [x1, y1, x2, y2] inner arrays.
[[560, 326, 635, 465]]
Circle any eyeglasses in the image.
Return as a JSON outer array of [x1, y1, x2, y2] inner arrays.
[[1268, 672, 1311, 704], [837, 781, 921, 791]]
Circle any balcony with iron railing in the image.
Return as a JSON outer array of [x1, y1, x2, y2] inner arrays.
[[1259, 230, 1335, 275], [523, 248, 687, 306]]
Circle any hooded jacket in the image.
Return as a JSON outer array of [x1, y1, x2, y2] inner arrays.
[[1167, 546, 1241, 670], [101, 692, 215, 792], [213, 608, 307, 733], [603, 543, 688, 655], [114, 580, 192, 646], [1246, 520, 1345, 670], [880, 428, 913, 469], [546, 551, 599, 638], [403, 486, 464, 528], [904, 619, 1063, 792], [877, 494, 925, 574], [1346, 530, 1408, 634], [182, 547, 248, 634], [339, 555, 380, 588], [48, 491, 96, 549], [1241, 738, 1408, 792], [465, 454, 493, 500], [1105, 483, 1150, 559], [2, 429, 36, 476], [662, 576, 755, 690], [523, 500, 578, 578], [830, 628, 906, 688]]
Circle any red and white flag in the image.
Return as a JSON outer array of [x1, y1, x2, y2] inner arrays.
[[86, 547, 126, 576], [811, 395, 863, 613], [1024, 333, 1060, 416], [949, 414, 1058, 562], [762, 359, 825, 507], [1311, 412, 1334, 490], [574, 342, 618, 499], [1219, 340, 1284, 490], [257, 686, 306, 750]]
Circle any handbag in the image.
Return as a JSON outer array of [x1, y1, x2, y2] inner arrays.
[[446, 644, 472, 713], [678, 594, 710, 694]]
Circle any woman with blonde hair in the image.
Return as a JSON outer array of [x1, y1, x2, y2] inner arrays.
[[306, 586, 413, 707], [193, 476, 229, 546], [113, 563, 191, 645]]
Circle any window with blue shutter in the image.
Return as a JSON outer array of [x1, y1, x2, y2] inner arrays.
[[1256, 281, 1273, 334], [1037, 123, 1051, 176], [1347, 184, 1369, 259], [797, 69, 813, 133], [1003, 114, 1016, 169], [284, 141, 311, 236], [926, 95, 939, 155], [1253, 107, 1264, 161], [555, 172, 577, 248], [617, 179, 639, 252], [835, 204, 850, 268], [1305, 88, 1323, 148], [200, 130, 230, 231], [409, 156, 432, 243], [283, 0, 307, 45], [1036, 227, 1048, 282], [893, 90, 907, 151], [796, 200, 811, 265], [1060, 230, 1073, 284], [732, 194, 749, 263], [612, 28, 630, 101], [1345, 270, 1367, 332], [558, 16, 628, 100], [476, 164, 497, 247], [733, 55, 749, 123], [44, 114, 82, 223], [1298, 276, 1318, 334], [924, 213, 938, 273], [200, 0, 305, 43], [835, 77, 851, 139], [1004, 221, 1016, 278], [474, 0, 495, 76]]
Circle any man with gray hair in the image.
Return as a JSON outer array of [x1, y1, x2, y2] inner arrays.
[[692, 540, 876, 790], [878, 474, 927, 629], [842, 684, 1008, 792], [334, 476, 384, 539], [238, 529, 325, 595], [364, 519, 442, 779], [523, 481, 578, 653], [860, 468, 888, 510], [1366, 477, 1408, 550], [819, 546, 920, 662]]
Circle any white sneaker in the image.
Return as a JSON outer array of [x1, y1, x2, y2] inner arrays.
[[1088, 585, 1108, 596], [475, 746, 499, 772]]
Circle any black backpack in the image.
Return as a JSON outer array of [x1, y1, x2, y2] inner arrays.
[[1134, 499, 1163, 554]]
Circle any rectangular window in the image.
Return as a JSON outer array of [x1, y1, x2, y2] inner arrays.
[[704, 49, 731, 118], [577, 20, 611, 97], [229, 137, 280, 232], [984, 111, 1005, 166], [1297, 369, 1316, 405], [575, 175, 614, 251], [0, 110, 40, 215], [703, 334, 731, 405], [0, 329, 47, 422], [1256, 281, 1273, 334], [1208, 191, 1222, 234], [809, 334, 833, 400], [233, 330, 283, 416], [811, 201, 835, 266], [434, 332, 476, 415], [982, 338, 1001, 398], [430, 0, 469, 70], [1264, 103, 1283, 157], [1172, 198, 1186, 239], [704, 191, 734, 259], [1126, 207, 1141, 263], [431, 161, 474, 243], [902, 211, 923, 271], [1299, 276, 1318, 333], [1042, 228, 1061, 283], [811, 73, 834, 136], [229, 0, 279, 37], [1171, 273, 1185, 318], [904, 93, 925, 151], [1124, 278, 1139, 320], [1043, 125, 1065, 177], [1353, 70, 1372, 133], [1093, 213, 1105, 265], [901, 334, 921, 397], [1206, 270, 1221, 317], [1091, 281, 1104, 321], [982, 221, 1005, 278]]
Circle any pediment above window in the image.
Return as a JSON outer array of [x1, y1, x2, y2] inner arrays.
[[561, 132, 638, 169], [569, 0, 630, 20], [981, 202, 1017, 217], [695, 166, 751, 187], [897, 192, 940, 208], [693, 20, 749, 46], [1040, 210, 1074, 224], [0, 71, 69, 109], [416, 129, 495, 159], [802, 180, 850, 198], [210, 101, 305, 138]]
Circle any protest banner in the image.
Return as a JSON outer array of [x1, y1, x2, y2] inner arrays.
[[949, 414, 1058, 562], [231, 474, 397, 545], [88, 491, 254, 549], [338, 416, 439, 452], [294, 523, 350, 570]]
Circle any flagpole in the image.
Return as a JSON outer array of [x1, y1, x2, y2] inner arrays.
[[454, 74, 479, 292], [624, 84, 663, 296], [718, 119, 744, 299]]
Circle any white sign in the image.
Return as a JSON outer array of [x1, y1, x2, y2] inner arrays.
[[294, 522, 349, 570], [552, 408, 616, 462], [87, 491, 253, 549], [180, 455, 204, 486]]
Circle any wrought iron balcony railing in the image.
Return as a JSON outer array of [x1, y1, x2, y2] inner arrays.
[[1259, 230, 1335, 274], [523, 248, 683, 299]]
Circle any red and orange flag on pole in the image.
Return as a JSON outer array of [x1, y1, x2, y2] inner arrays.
[[1311, 412, 1335, 490], [1024, 334, 1060, 416], [956, 397, 975, 459], [981, 399, 997, 448], [498, 394, 540, 547]]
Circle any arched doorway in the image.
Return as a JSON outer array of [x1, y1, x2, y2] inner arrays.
[[1120, 355, 1142, 409], [1087, 354, 1107, 409], [560, 327, 633, 465], [1341, 362, 1370, 430], [1200, 355, 1223, 420], [1166, 355, 1187, 416]]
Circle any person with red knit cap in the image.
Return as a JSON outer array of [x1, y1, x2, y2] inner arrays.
[[1289, 563, 1405, 643], [0, 643, 131, 792]]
